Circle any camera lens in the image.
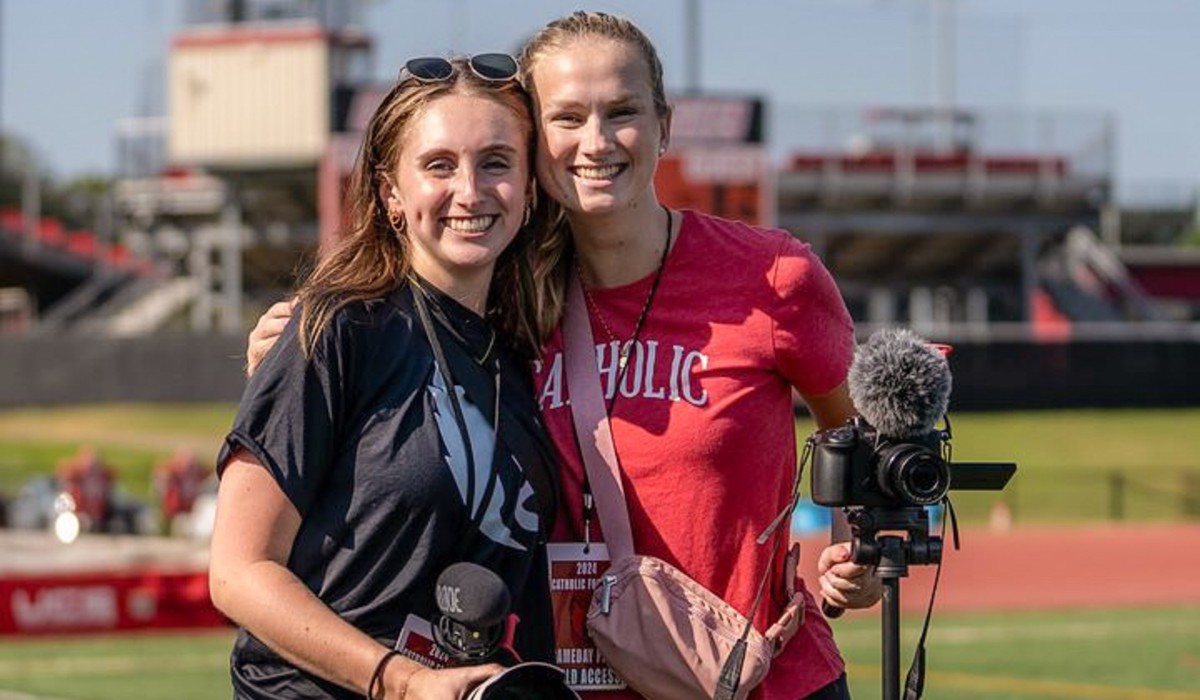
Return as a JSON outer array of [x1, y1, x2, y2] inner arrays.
[[878, 445, 949, 505]]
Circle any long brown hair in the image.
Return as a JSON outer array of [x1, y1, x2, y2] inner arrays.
[[295, 58, 548, 359], [517, 12, 671, 345]]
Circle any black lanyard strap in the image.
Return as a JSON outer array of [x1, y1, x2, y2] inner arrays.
[[411, 281, 500, 532]]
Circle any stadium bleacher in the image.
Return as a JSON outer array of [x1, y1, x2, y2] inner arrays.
[[0, 208, 159, 329]]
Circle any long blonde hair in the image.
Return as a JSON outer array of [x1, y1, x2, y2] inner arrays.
[[295, 58, 547, 359], [518, 12, 671, 345]]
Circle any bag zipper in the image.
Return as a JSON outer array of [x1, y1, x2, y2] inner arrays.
[[600, 574, 617, 614]]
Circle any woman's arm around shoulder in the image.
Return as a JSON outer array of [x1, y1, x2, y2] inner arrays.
[[245, 299, 296, 377]]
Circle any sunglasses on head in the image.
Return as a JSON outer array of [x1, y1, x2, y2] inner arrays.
[[399, 53, 519, 84]]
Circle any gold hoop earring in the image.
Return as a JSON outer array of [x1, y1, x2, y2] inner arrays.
[[388, 211, 406, 234]]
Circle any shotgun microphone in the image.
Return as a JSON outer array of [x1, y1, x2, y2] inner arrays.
[[847, 327, 952, 441]]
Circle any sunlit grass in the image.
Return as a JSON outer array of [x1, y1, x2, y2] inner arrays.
[[1, 405, 1198, 523], [837, 606, 1200, 698], [0, 609, 1196, 700]]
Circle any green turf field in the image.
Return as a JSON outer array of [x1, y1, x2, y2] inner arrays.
[[1, 606, 1197, 699], [0, 403, 235, 513], [0, 630, 233, 699], [2, 404, 1196, 525], [838, 606, 1200, 699]]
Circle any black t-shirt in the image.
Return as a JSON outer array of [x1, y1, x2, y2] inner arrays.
[[217, 282, 558, 699]]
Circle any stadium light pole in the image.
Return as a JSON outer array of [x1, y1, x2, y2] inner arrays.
[[683, 0, 700, 94], [932, 0, 957, 151]]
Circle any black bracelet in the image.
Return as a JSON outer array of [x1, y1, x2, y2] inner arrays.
[[366, 649, 401, 700]]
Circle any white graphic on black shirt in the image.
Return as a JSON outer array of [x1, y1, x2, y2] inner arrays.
[[513, 478, 539, 533], [429, 368, 536, 551]]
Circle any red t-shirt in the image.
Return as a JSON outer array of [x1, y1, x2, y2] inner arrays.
[[532, 210, 855, 699]]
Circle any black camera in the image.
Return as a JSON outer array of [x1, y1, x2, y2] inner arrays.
[[810, 416, 1014, 509]]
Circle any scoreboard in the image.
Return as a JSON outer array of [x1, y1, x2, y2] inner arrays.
[[654, 96, 772, 227]]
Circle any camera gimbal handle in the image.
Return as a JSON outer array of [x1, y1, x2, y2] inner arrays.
[[846, 506, 943, 574]]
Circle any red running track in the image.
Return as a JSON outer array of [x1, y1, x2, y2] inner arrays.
[[4, 523, 1198, 636], [796, 523, 1200, 613]]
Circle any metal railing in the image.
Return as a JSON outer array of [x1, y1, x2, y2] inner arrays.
[[995, 468, 1200, 524]]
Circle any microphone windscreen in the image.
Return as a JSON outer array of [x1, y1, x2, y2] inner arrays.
[[847, 328, 951, 439], [435, 562, 511, 629]]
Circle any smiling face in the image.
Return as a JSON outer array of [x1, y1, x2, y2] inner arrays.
[[383, 92, 531, 294], [529, 36, 670, 220]]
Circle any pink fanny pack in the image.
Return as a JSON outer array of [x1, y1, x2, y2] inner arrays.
[[585, 553, 803, 700], [564, 275, 804, 700]]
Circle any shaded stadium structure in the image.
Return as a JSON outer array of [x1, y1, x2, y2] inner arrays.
[[2, 0, 1199, 408]]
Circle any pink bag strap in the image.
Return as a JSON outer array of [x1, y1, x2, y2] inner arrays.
[[565, 274, 802, 659], [563, 273, 636, 560]]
